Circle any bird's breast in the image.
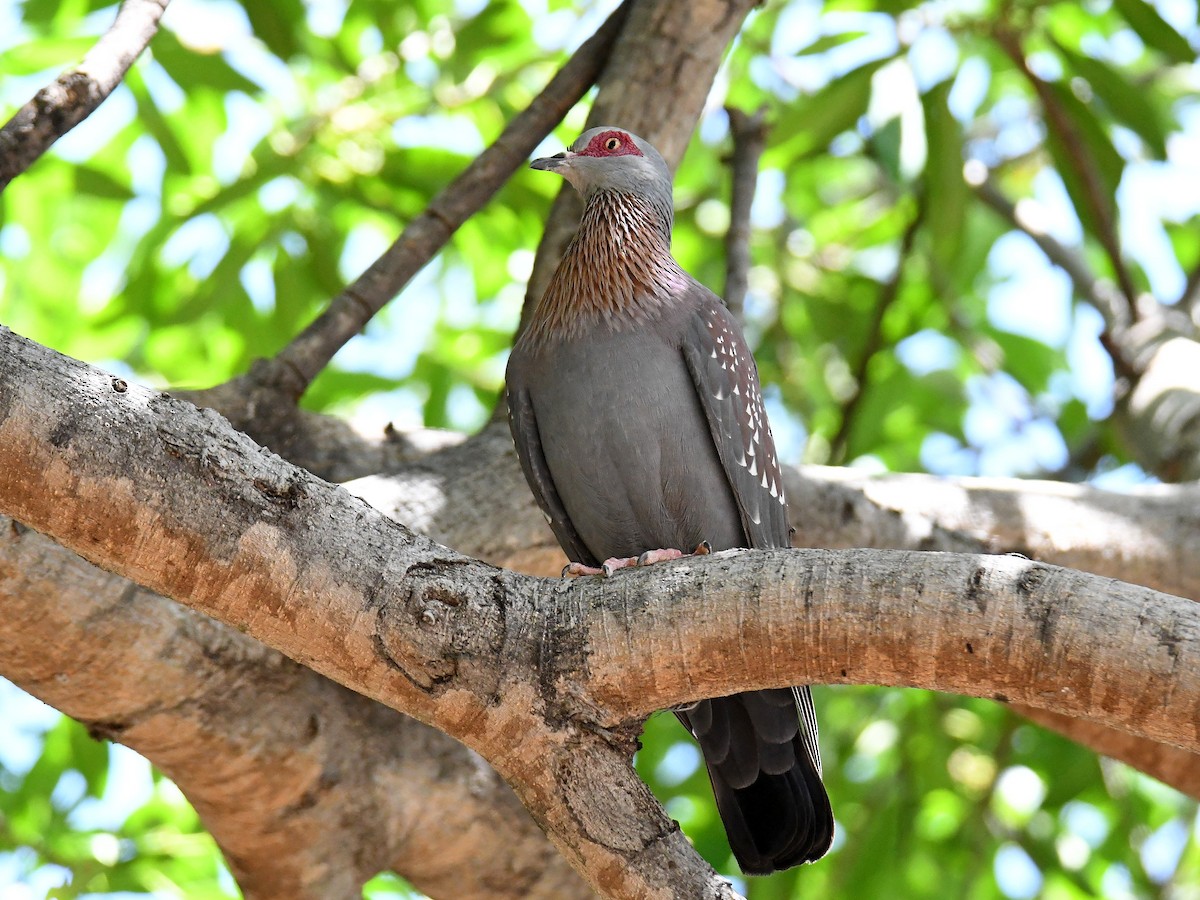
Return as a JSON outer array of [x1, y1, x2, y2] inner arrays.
[[524, 327, 744, 560]]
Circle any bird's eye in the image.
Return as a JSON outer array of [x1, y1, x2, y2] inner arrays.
[[605, 137, 621, 151]]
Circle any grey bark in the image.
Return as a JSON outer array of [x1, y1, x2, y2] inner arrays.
[[0, 0, 170, 190], [0, 517, 590, 900]]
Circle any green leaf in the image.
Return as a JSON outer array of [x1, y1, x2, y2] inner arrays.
[[150, 28, 262, 95], [1040, 81, 1124, 242], [68, 720, 109, 799], [1112, 0, 1195, 64], [794, 31, 870, 56], [870, 116, 904, 184], [125, 66, 191, 174], [921, 79, 969, 272], [74, 165, 134, 200], [985, 327, 1063, 394], [1053, 40, 1169, 158], [18, 0, 113, 28], [771, 57, 893, 156], [0, 36, 96, 74], [303, 368, 403, 412], [244, 0, 306, 60]]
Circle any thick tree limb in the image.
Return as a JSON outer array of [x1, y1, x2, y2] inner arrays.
[[784, 466, 1200, 602], [0, 329, 732, 898], [0, 517, 587, 900], [3, 330, 1199, 897], [0, 0, 169, 191]]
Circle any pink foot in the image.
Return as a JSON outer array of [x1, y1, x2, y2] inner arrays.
[[634, 541, 712, 567], [562, 542, 712, 578], [562, 557, 637, 577], [562, 561, 603, 577], [637, 548, 683, 566]]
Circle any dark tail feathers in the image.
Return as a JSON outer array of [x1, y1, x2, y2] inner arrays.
[[677, 687, 833, 874]]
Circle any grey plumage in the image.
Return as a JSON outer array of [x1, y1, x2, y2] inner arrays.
[[506, 126, 834, 873]]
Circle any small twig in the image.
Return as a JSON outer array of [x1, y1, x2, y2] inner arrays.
[[723, 105, 768, 323], [1180, 257, 1200, 331], [0, 0, 170, 191], [828, 204, 924, 463], [259, 1, 633, 400], [993, 29, 1141, 318], [970, 171, 1140, 381]]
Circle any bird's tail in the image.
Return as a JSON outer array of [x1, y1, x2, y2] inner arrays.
[[676, 687, 833, 874]]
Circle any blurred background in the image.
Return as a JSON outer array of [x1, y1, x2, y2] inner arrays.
[[1, 0, 1198, 896]]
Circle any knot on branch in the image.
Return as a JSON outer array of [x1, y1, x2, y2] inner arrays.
[[373, 559, 506, 698]]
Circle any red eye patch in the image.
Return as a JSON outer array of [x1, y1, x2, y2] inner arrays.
[[577, 129, 644, 158]]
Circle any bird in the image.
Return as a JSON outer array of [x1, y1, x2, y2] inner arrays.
[[505, 125, 834, 874]]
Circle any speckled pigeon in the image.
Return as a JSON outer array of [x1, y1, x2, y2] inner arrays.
[[505, 126, 834, 873]]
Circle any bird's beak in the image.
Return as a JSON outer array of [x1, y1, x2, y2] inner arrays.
[[530, 150, 576, 171]]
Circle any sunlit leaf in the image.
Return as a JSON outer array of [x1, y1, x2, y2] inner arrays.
[[921, 79, 969, 272], [1112, 0, 1195, 64], [771, 57, 892, 156], [1053, 40, 1169, 158]]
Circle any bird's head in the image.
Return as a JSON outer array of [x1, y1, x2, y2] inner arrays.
[[531, 126, 673, 229]]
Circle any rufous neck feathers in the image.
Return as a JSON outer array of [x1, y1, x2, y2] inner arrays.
[[522, 191, 687, 346]]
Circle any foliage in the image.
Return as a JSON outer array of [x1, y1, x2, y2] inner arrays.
[[0, 700, 233, 898], [1, 0, 1198, 897]]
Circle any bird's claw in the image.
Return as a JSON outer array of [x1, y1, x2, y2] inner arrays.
[[561, 558, 637, 577], [633, 541, 712, 567], [562, 561, 604, 577], [602, 556, 639, 576], [637, 547, 684, 566], [562, 542, 713, 578]]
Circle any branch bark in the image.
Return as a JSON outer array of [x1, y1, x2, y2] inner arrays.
[[3, 329, 1199, 896], [0, 0, 169, 191], [0, 518, 588, 900], [723, 105, 768, 322], [973, 170, 1200, 481]]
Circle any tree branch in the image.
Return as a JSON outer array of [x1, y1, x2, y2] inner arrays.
[[0, 0, 169, 191], [972, 169, 1200, 481], [783, 466, 1200, 602], [970, 170, 1141, 386], [970, 172, 1129, 336], [993, 29, 1140, 316], [723, 105, 768, 322], [251, 1, 632, 402], [2, 329, 1198, 896], [0, 518, 588, 900], [1012, 704, 1200, 799]]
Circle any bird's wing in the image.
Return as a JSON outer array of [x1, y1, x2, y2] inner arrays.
[[680, 298, 830, 866], [505, 384, 600, 567], [681, 295, 791, 550]]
